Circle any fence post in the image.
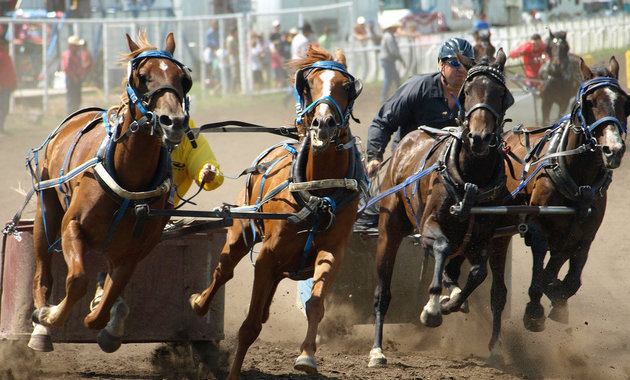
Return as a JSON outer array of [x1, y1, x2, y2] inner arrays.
[[198, 20, 206, 99], [103, 24, 109, 102], [237, 14, 248, 95], [42, 22, 48, 112]]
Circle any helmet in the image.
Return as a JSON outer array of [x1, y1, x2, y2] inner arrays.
[[437, 37, 474, 62]]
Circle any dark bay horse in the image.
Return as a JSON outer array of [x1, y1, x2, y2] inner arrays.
[[489, 57, 628, 357], [473, 29, 496, 60], [189, 45, 364, 379], [27, 31, 192, 353], [368, 50, 514, 367], [540, 30, 583, 124]]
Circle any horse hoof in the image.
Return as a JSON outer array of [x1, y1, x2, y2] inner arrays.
[[420, 309, 442, 327], [294, 354, 318, 374], [548, 305, 569, 324], [460, 300, 470, 314], [368, 347, 387, 368], [97, 328, 122, 353], [28, 324, 54, 352], [523, 302, 546, 332], [486, 351, 505, 368]]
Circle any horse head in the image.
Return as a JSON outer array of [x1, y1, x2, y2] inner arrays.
[[473, 29, 496, 60], [576, 56, 629, 169], [291, 45, 362, 154], [457, 48, 514, 157], [547, 30, 569, 75], [124, 31, 192, 147]]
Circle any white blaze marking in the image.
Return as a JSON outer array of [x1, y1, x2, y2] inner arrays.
[[316, 70, 335, 117], [159, 60, 169, 71]]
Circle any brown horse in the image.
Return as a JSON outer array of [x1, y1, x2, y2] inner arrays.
[[189, 45, 364, 379], [368, 50, 514, 367], [473, 29, 496, 60], [540, 30, 583, 124], [489, 57, 628, 359], [27, 31, 192, 353]]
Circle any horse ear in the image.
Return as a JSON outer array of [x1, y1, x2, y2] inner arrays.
[[579, 57, 594, 81], [608, 56, 620, 79], [334, 48, 347, 67], [126, 33, 139, 53], [493, 48, 506, 71], [165, 32, 176, 54], [455, 51, 474, 71]]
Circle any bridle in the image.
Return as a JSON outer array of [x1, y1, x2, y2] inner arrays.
[[571, 76, 627, 143], [293, 60, 360, 140], [116, 49, 194, 144], [457, 64, 514, 144]]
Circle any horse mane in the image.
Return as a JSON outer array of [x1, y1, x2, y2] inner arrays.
[[286, 44, 335, 81], [590, 65, 613, 78], [116, 30, 158, 110]]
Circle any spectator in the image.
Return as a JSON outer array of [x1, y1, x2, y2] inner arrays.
[[354, 37, 474, 232], [353, 16, 369, 42], [379, 19, 405, 103], [250, 33, 266, 91], [205, 20, 219, 51], [0, 35, 17, 134], [271, 40, 286, 88], [317, 26, 332, 51], [81, 41, 94, 86], [291, 22, 312, 59], [509, 33, 547, 87], [170, 124, 224, 207], [473, 13, 490, 32], [61, 35, 84, 114], [226, 26, 240, 93], [269, 19, 282, 42]]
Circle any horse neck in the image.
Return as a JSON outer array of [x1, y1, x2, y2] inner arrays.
[[563, 126, 604, 184], [113, 111, 163, 191], [458, 144, 501, 185], [305, 134, 350, 181]]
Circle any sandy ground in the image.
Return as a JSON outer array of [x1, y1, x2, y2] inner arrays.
[[1, 52, 630, 379]]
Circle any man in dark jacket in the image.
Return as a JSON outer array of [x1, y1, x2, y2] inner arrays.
[[354, 37, 475, 232]]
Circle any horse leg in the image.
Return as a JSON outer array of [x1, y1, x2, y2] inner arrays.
[[32, 219, 89, 329], [441, 247, 488, 314], [547, 246, 589, 324], [190, 220, 254, 315], [522, 221, 549, 332], [486, 236, 510, 367], [29, 191, 61, 351], [440, 255, 469, 313], [420, 219, 451, 328], [84, 259, 136, 331], [369, 201, 407, 368], [227, 251, 277, 380], [295, 246, 343, 374], [541, 95, 552, 125]]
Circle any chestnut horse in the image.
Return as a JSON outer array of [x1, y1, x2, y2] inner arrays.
[[189, 45, 364, 379], [368, 50, 514, 367], [489, 57, 628, 358], [540, 30, 583, 124], [26, 32, 192, 353]]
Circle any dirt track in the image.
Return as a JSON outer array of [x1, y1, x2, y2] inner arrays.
[[1, 53, 630, 379]]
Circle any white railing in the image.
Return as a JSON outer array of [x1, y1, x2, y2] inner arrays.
[[2, 9, 629, 112]]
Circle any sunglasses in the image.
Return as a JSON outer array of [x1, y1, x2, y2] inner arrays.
[[443, 59, 462, 68]]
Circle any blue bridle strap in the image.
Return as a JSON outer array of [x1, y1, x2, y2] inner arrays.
[[574, 77, 627, 136], [294, 60, 356, 126]]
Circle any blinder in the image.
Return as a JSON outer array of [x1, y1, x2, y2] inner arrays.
[[293, 60, 360, 127], [457, 65, 514, 127], [573, 76, 628, 137]]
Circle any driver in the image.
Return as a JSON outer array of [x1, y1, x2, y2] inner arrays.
[[354, 37, 474, 232]]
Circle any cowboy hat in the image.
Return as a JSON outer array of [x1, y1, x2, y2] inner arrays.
[[67, 35, 85, 46]]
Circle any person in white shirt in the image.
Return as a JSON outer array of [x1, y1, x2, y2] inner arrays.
[[291, 22, 312, 59]]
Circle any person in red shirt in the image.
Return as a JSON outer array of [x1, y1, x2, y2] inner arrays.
[[0, 36, 17, 134], [509, 33, 547, 87], [61, 35, 84, 114]]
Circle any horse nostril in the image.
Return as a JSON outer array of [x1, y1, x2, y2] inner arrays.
[[326, 116, 336, 128], [602, 146, 612, 155], [159, 115, 173, 126], [483, 134, 493, 143], [312, 118, 320, 128], [468, 132, 473, 139]]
